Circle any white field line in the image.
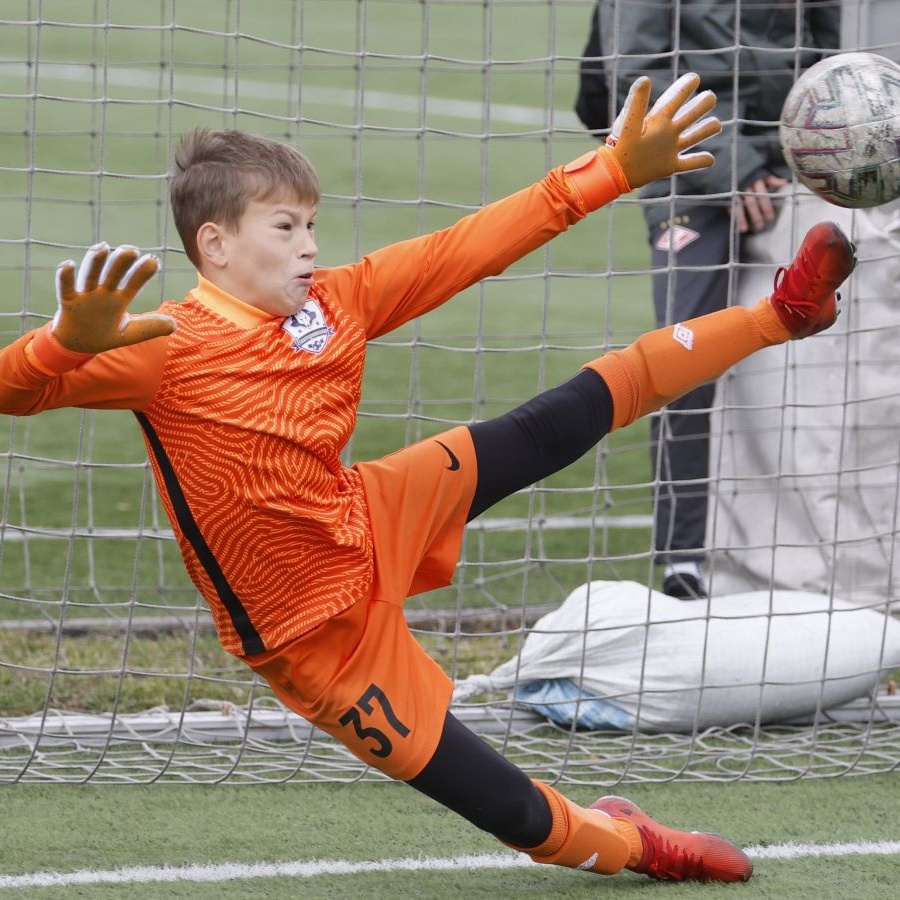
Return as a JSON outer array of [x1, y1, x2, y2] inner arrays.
[[0, 58, 582, 129], [0, 841, 898, 890], [746, 839, 900, 860]]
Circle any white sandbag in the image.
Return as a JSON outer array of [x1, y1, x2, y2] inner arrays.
[[452, 580, 900, 732]]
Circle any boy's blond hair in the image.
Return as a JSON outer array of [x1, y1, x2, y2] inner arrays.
[[170, 127, 321, 267]]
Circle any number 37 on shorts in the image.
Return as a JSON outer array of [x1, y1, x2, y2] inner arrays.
[[339, 682, 410, 759]]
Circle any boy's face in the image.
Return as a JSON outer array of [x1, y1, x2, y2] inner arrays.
[[209, 192, 318, 318]]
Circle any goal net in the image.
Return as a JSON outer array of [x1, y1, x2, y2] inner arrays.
[[1, 0, 898, 786]]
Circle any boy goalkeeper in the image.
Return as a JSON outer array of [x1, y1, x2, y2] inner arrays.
[[0, 74, 855, 883]]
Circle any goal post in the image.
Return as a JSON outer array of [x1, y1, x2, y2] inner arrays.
[[0, 0, 898, 786]]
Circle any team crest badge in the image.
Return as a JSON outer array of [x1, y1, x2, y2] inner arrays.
[[281, 299, 334, 354]]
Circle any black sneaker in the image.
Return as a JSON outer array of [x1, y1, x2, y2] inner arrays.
[[662, 572, 706, 600]]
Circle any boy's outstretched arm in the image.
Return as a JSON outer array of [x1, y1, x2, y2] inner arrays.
[[0, 244, 174, 415], [330, 74, 720, 338]]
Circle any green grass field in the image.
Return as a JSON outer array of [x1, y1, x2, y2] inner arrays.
[[1, 2, 899, 896], [2, 777, 899, 898]]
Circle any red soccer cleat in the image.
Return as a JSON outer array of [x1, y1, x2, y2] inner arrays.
[[769, 221, 857, 339], [591, 795, 753, 883]]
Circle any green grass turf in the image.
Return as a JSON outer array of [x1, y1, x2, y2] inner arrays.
[[0, 777, 898, 898]]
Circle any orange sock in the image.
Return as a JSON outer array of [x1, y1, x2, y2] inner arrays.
[[585, 297, 791, 432], [506, 780, 642, 875]]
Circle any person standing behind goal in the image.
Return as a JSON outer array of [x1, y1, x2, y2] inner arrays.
[[576, 0, 841, 599], [0, 73, 856, 883]]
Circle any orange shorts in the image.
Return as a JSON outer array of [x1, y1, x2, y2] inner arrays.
[[247, 426, 477, 780]]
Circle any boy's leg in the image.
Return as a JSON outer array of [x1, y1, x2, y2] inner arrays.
[[587, 221, 855, 432], [467, 368, 613, 519], [406, 711, 634, 874], [254, 628, 750, 881], [406, 712, 553, 847], [469, 222, 856, 520], [407, 711, 752, 882]]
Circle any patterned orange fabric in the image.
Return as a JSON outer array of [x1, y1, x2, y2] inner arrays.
[[0, 153, 626, 656], [141, 285, 373, 654]]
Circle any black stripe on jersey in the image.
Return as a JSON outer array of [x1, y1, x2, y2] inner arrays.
[[135, 412, 265, 656]]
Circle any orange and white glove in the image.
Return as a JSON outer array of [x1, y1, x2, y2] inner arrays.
[[605, 73, 721, 189], [50, 242, 176, 354]]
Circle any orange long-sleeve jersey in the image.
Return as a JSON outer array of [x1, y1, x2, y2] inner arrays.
[[0, 151, 628, 656]]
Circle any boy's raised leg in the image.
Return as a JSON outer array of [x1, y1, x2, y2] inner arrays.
[[586, 221, 857, 434]]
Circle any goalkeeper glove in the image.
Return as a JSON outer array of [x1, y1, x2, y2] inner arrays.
[[51, 242, 176, 354], [605, 73, 721, 189]]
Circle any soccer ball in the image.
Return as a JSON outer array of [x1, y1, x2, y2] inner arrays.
[[779, 51, 900, 209]]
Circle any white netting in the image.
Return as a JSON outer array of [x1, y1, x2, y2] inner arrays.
[[0, 0, 898, 784]]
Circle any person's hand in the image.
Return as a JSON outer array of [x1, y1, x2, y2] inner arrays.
[[52, 243, 176, 354], [732, 173, 789, 233], [605, 73, 721, 189]]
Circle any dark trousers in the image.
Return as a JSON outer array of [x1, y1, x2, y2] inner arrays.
[[648, 203, 734, 565]]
